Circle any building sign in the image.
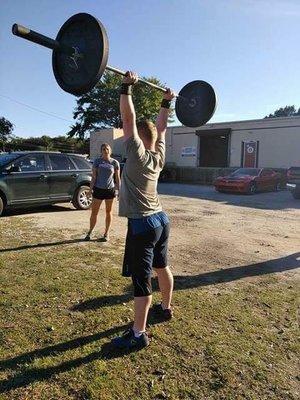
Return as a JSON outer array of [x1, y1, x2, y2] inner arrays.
[[181, 146, 196, 157], [242, 141, 259, 167]]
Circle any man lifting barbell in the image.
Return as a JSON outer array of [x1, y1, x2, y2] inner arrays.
[[12, 13, 217, 350], [110, 72, 176, 350]]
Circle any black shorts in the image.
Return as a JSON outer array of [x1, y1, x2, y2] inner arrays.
[[122, 221, 170, 278], [93, 187, 116, 200]]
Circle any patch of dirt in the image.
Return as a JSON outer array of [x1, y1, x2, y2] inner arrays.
[[5, 188, 300, 282]]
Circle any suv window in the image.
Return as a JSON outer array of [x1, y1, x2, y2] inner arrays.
[[70, 155, 92, 170], [14, 154, 46, 172], [0, 153, 21, 167], [49, 154, 75, 171]]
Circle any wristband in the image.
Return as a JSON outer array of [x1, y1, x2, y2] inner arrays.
[[120, 83, 132, 95], [161, 99, 171, 109]]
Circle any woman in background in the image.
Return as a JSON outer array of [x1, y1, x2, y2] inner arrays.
[[85, 143, 120, 242]]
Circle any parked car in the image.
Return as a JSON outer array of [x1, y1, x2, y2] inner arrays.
[[286, 166, 300, 199], [214, 167, 282, 194], [0, 151, 92, 216]]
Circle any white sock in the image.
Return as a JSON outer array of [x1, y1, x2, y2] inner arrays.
[[133, 328, 145, 338], [161, 303, 170, 310]]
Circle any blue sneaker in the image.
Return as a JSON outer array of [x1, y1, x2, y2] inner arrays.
[[151, 303, 173, 321], [112, 329, 149, 350]]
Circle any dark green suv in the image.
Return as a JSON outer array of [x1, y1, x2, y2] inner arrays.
[[0, 151, 92, 216]]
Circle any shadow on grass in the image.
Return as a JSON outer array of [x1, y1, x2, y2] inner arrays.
[[174, 251, 300, 289], [72, 293, 133, 311], [72, 252, 300, 312], [2, 204, 74, 218], [0, 324, 132, 393], [0, 238, 102, 253], [1, 253, 299, 393]]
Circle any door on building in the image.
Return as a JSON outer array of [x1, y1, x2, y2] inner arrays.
[[242, 141, 259, 167], [198, 129, 230, 167]]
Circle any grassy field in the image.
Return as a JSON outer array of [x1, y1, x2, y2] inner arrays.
[[0, 217, 299, 400]]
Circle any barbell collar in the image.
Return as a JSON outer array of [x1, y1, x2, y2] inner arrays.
[[12, 24, 75, 56]]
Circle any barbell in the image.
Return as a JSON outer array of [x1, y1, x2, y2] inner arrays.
[[12, 13, 217, 127]]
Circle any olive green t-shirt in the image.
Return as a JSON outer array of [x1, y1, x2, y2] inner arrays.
[[119, 134, 165, 218]]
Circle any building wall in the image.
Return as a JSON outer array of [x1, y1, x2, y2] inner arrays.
[[90, 117, 300, 168], [111, 129, 124, 158], [165, 127, 198, 166], [230, 126, 300, 168], [90, 128, 124, 160], [166, 116, 300, 168]]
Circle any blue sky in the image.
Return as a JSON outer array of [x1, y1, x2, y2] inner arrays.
[[1, 0, 299, 138]]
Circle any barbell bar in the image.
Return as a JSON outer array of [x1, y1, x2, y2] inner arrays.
[[12, 13, 217, 127]]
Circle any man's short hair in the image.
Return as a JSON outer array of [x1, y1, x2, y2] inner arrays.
[[136, 119, 157, 143]]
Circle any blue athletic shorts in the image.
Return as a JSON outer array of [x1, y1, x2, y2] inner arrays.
[[122, 211, 170, 283]]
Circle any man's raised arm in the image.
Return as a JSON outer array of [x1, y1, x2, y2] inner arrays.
[[155, 88, 176, 144], [120, 71, 139, 141]]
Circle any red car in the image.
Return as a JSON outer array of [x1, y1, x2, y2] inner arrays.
[[214, 168, 282, 194]]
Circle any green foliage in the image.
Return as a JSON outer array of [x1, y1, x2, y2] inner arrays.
[[68, 71, 175, 139], [265, 105, 300, 118], [8, 135, 89, 154], [0, 116, 14, 151]]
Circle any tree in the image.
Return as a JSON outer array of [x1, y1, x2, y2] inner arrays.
[[9, 136, 52, 151], [0, 117, 14, 151], [265, 105, 300, 118], [68, 71, 174, 139], [8, 134, 89, 154], [51, 136, 89, 154]]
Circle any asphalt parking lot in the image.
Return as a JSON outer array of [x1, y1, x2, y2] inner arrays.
[[159, 183, 300, 211]]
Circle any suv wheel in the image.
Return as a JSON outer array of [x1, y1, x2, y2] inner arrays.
[[0, 196, 4, 216], [72, 185, 92, 210]]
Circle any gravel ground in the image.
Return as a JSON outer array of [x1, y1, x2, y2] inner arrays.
[[3, 183, 300, 280]]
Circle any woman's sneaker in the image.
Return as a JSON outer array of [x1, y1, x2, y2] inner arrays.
[[112, 329, 149, 350], [151, 303, 173, 321], [99, 234, 109, 242]]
